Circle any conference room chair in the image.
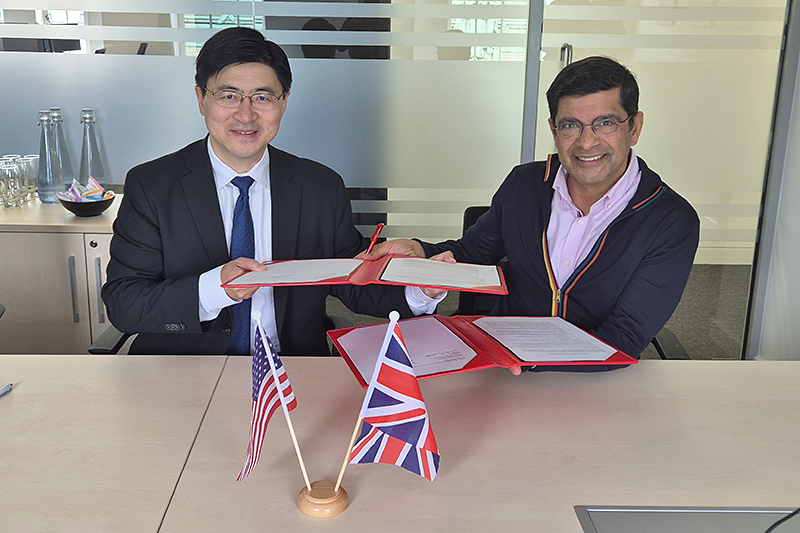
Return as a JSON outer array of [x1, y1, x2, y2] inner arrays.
[[88, 324, 132, 355], [88, 313, 354, 356], [0, 302, 5, 320], [456, 206, 690, 360]]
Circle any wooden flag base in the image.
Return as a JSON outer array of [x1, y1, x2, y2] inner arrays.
[[297, 480, 349, 518]]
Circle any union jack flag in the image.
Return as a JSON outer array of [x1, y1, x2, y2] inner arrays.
[[237, 323, 297, 481], [349, 319, 440, 481]]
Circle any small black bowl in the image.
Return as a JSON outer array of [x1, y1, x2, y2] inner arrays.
[[59, 196, 115, 217]]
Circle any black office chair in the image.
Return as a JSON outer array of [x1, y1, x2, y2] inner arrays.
[[0, 302, 5, 320], [89, 325, 132, 355], [89, 314, 354, 356], [455, 206, 690, 360]]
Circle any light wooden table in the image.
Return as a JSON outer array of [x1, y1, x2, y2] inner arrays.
[[161, 358, 800, 532], [4, 357, 800, 532], [0, 355, 226, 532]]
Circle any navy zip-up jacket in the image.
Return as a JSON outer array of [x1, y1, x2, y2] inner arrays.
[[421, 154, 700, 359]]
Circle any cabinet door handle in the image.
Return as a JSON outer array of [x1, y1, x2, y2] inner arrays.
[[94, 257, 105, 324], [68, 256, 80, 323]]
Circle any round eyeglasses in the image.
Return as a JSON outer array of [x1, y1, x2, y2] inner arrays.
[[552, 114, 634, 140], [204, 88, 285, 110]]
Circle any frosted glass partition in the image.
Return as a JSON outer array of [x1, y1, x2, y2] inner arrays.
[[534, 0, 786, 266], [0, 0, 531, 242], [0, 53, 207, 185]]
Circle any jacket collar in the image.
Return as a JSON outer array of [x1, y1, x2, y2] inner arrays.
[[266, 144, 301, 338], [268, 145, 301, 261], [181, 138, 229, 267], [545, 153, 666, 220]]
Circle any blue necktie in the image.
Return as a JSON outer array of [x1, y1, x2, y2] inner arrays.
[[228, 176, 255, 355]]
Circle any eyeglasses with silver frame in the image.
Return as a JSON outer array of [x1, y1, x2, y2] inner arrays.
[[203, 87, 285, 110], [552, 114, 634, 140]]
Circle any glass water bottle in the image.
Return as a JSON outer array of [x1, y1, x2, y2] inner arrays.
[[78, 109, 107, 188], [37, 111, 65, 204], [49, 107, 76, 185]]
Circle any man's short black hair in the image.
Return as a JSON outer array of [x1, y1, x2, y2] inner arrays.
[[546, 56, 638, 122], [195, 27, 292, 94]]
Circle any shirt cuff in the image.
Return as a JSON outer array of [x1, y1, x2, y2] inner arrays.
[[405, 285, 446, 316], [199, 265, 238, 322]]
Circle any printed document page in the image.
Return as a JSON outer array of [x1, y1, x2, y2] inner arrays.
[[473, 316, 615, 362], [380, 257, 501, 290], [337, 316, 477, 382], [226, 258, 362, 286]]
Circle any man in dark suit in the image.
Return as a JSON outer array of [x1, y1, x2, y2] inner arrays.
[[102, 27, 435, 355]]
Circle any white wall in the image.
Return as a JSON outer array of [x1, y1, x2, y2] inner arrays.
[[749, 0, 800, 360]]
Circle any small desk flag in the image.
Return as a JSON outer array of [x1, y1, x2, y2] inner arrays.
[[349, 318, 440, 481], [238, 324, 297, 481]]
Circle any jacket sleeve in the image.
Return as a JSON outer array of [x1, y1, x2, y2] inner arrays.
[[101, 167, 206, 335], [589, 200, 700, 358]]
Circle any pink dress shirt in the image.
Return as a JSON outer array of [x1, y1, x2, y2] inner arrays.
[[547, 149, 641, 288]]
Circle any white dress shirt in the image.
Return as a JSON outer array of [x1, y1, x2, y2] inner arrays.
[[197, 140, 280, 352]]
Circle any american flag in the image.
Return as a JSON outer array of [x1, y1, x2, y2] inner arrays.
[[349, 319, 440, 481], [237, 324, 297, 481]]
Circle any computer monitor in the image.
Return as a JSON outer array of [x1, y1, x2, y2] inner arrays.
[[575, 506, 800, 533]]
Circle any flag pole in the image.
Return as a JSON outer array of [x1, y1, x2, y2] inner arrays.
[[256, 317, 312, 492], [334, 417, 363, 493], [334, 311, 400, 492], [284, 414, 312, 491], [298, 310, 400, 517]]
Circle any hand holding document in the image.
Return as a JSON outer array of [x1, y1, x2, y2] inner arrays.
[[329, 315, 635, 387], [222, 255, 508, 295]]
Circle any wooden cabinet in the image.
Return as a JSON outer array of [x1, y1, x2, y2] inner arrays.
[[0, 201, 118, 354]]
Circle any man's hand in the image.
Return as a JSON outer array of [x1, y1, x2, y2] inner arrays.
[[420, 251, 456, 298], [356, 238, 426, 261], [221, 257, 266, 301]]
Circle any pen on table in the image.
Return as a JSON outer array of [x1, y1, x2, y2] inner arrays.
[[0, 383, 12, 398], [366, 223, 385, 254]]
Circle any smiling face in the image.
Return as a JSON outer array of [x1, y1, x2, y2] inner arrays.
[[196, 62, 288, 174], [549, 88, 643, 207]]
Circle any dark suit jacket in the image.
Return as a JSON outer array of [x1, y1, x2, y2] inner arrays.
[[102, 140, 411, 355]]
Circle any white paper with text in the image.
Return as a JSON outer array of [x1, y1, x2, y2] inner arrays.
[[380, 257, 501, 290], [337, 316, 477, 382], [226, 258, 362, 286], [473, 316, 615, 362]]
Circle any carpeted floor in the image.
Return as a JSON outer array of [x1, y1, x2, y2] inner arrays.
[[326, 264, 751, 361], [640, 264, 750, 360]]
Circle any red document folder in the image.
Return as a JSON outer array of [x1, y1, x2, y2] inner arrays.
[[222, 255, 508, 295], [328, 314, 637, 388]]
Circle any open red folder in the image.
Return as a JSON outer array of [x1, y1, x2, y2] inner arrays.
[[222, 254, 508, 295], [328, 314, 637, 388]]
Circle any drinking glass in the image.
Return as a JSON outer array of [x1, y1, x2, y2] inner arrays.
[[23, 154, 39, 199], [0, 160, 24, 209], [15, 157, 36, 202]]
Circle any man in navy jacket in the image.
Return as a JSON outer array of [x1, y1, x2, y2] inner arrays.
[[362, 56, 700, 361]]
